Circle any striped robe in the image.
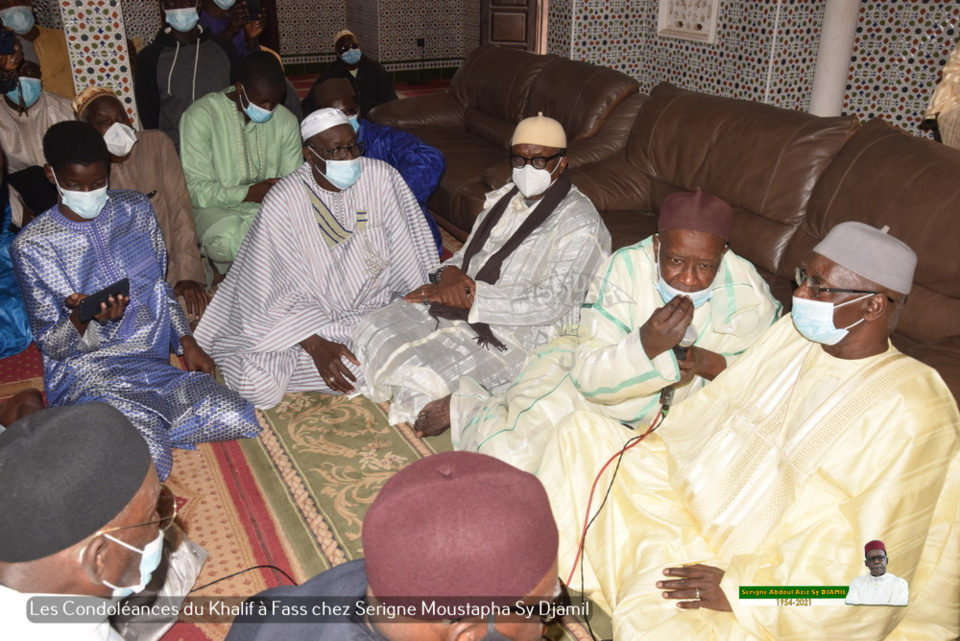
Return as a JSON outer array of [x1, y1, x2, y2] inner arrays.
[[194, 160, 439, 409]]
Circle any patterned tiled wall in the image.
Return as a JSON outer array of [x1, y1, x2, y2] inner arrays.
[[118, 0, 161, 50], [547, 0, 573, 57], [57, 0, 138, 126], [33, 0, 61, 27], [346, 0, 379, 61], [843, 1, 960, 132], [276, 0, 345, 59]]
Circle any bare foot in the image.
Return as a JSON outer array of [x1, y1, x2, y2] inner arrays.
[[414, 394, 452, 437], [0, 388, 45, 426]]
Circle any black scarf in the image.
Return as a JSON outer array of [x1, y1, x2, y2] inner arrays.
[[429, 174, 572, 350]]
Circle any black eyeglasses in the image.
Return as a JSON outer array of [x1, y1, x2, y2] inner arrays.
[[794, 267, 884, 300], [336, 42, 359, 54], [866, 554, 886, 563], [310, 142, 365, 161], [510, 152, 564, 170]]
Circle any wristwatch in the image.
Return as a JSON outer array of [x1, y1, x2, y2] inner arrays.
[[429, 265, 450, 284]]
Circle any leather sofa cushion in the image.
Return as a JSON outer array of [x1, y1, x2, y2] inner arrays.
[[451, 45, 557, 124], [784, 118, 960, 344]]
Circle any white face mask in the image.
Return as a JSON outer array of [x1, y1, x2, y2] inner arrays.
[[103, 122, 138, 157], [52, 170, 109, 220], [790, 294, 870, 346], [512, 161, 560, 199]]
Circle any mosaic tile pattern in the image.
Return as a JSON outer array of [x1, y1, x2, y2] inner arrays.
[[843, 1, 960, 133], [547, 0, 573, 57], [58, 0, 138, 126], [276, 0, 346, 56], [462, 0, 481, 58], [33, 0, 61, 28], [118, 0, 161, 50], [346, 0, 379, 60]]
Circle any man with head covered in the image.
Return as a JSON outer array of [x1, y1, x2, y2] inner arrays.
[[537, 222, 960, 639], [354, 113, 611, 430], [226, 450, 560, 640], [0, 403, 170, 640], [195, 108, 438, 409], [845, 540, 910, 606], [450, 188, 780, 472]]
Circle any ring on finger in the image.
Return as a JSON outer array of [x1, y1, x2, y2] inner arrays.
[[696, 588, 701, 600]]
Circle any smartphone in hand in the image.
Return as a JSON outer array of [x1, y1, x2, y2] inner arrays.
[[78, 278, 130, 323]]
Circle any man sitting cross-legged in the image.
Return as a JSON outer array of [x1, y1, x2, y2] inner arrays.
[[194, 108, 438, 410], [537, 222, 960, 639], [10, 121, 260, 480], [450, 188, 781, 473]]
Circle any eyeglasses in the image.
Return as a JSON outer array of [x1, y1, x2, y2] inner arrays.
[[794, 267, 884, 300], [95, 485, 177, 536], [866, 554, 886, 563], [510, 152, 564, 170], [336, 42, 359, 54], [310, 141, 365, 160], [339, 107, 359, 118]]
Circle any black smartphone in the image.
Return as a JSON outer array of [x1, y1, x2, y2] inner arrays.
[[246, 0, 261, 20], [78, 278, 130, 323], [0, 30, 15, 55]]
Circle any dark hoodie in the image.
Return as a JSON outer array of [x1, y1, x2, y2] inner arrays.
[[135, 25, 238, 151]]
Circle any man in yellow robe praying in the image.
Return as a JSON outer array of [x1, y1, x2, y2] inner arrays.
[[538, 222, 960, 639]]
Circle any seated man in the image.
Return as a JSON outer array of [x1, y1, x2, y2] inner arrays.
[[0, 147, 31, 360], [355, 113, 611, 427], [10, 121, 260, 480], [538, 223, 960, 638], [195, 109, 438, 409], [0, 403, 167, 639], [301, 29, 397, 119], [0, 60, 72, 224], [180, 50, 301, 278], [452, 189, 781, 472], [225, 451, 560, 640], [0, 0, 74, 98], [135, 0, 238, 149], [845, 541, 910, 606], [75, 87, 208, 319], [312, 77, 445, 256]]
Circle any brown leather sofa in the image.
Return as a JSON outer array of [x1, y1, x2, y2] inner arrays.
[[375, 53, 960, 401], [370, 44, 644, 239]]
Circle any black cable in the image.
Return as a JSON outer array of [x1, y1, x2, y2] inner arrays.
[[189, 564, 298, 593]]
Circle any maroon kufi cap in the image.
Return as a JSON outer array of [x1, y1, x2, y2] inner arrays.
[[658, 187, 733, 242], [864, 540, 886, 555], [362, 451, 558, 617]]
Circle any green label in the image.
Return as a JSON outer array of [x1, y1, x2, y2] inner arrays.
[[739, 586, 849, 599]]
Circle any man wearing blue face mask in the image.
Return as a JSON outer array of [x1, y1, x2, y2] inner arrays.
[[194, 108, 438, 409], [535, 222, 960, 639], [0, 60, 71, 225], [301, 29, 397, 119], [0, 403, 167, 640], [0, 0, 73, 98], [448, 188, 780, 473], [10, 121, 261, 480], [180, 50, 301, 281], [135, 0, 238, 150]]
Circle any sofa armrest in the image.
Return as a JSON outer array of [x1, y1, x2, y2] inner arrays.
[[565, 93, 646, 168], [567, 152, 653, 212], [369, 92, 466, 128]]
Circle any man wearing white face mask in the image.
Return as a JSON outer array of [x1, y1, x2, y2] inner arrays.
[[353, 113, 611, 430], [0, 0, 73, 99], [75, 86, 208, 320], [0, 403, 168, 640], [448, 189, 780, 472], [535, 222, 960, 639], [0, 60, 71, 225], [194, 108, 438, 409]]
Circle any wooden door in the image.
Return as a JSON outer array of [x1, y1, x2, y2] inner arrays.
[[481, 0, 540, 51]]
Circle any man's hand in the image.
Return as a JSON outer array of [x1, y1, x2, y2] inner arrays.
[[181, 336, 215, 374], [65, 292, 129, 335], [639, 295, 694, 360], [174, 280, 209, 317], [677, 346, 727, 384], [402, 267, 476, 310], [657, 564, 732, 612], [301, 335, 360, 393], [244, 178, 280, 203], [224, 4, 249, 37]]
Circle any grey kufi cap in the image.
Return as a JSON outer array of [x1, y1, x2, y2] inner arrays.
[[0, 403, 152, 562], [813, 222, 917, 295]]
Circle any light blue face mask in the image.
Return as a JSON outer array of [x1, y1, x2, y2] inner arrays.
[[341, 48, 362, 65], [165, 7, 200, 33], [101, 531, 164, 599], [6, 76, 42, 109], [347, 114, 359, 133], [310, 148, 362, 190], [0, 5, 35, 34], [655, 267, 713, 308], [240, 84, 275, 123], [212, 0, 236, 8], [53, 171, 109, 220], [791, 294, 870, 346]]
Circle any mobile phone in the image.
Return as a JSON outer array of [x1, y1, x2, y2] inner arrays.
[[246, 0, 261, 20], [78, 278, 130, 323], [0, 30, 15, 56]]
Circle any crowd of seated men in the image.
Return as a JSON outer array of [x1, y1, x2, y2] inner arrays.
[[0, 2, 958, 639]]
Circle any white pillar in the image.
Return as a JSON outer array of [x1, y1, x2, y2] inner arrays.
[[809, 0, 861, 116]]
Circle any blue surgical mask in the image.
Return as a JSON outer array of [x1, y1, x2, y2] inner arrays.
[[101, 531, 164, 599], [341, 48, 362, 65], [165, 7, 200, 33], [213, 0, 236, 8], [791, 294, 870, 346], [53, 171, 110, 220], [348, 114, 359, 133], [6, 76, 42, 109], [0, 6, 35, 35], [655, 266, 713, 308], [310, 148, 362, 190], [240, 84, 275, 123]]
